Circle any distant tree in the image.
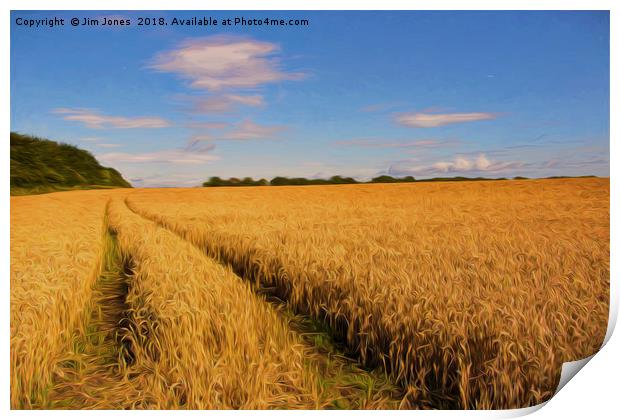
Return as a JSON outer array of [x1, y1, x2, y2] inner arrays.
[[203, 176, 223, 187], [228, 177, 241, 185], [329, 175, 358, 184], [370, 175, 416, 183], [370, 175, 396, 183], [270, 176, 289, 186], [204, 176, 272, 187]]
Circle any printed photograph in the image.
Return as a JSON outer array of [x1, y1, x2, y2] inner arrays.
[[9, 10, 610, 410]]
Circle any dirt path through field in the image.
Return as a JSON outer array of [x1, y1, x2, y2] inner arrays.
[[120, 196, 408, 409], [48, 225, 149, 408], [49, 196, 406, 409], [123, 196, 424, 408]]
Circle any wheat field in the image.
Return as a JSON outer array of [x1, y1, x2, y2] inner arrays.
[[10, 178, 609, 409]]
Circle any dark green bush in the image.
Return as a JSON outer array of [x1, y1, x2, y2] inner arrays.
[[10, 132, 131, 195]]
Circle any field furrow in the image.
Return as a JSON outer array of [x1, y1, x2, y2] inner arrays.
[[104, 198, 403, 409], [48, 225, 151, 409], [124, 179, 609, 409], [11, 178, 609, 409]]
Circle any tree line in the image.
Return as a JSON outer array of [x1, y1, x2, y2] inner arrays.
[[201, 175, 519, 187]]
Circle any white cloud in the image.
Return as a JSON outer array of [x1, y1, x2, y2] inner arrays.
[[185, 119, 285, 145], [219, 119, 286, 140], [431, 154, 520, 173], [97, 146, 217, 165], [335, 138, 454, 148], [53, 108, 170, 129], [395, 112, 496, 128], [390, 154, 524, 176], [149, 36, 304, 91], [224, 94, 264, 107], [194, 94, 264, 113], [476, 154, 491, 170], [95, 143, 121, 148]]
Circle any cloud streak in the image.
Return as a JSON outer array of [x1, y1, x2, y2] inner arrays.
[[395, 112, 496, 128], [149, 36, 304, 91], [53, 108, 170, 129], [219, 119, 287, 141], [186, 119, 286, 143], [360, 102, 402, 113], [128, 173, 208, 188], [97, 145, 217, 165], [335, 138, 456, 149], [193, 94, 264, 113], [185, 121, 229, 129]]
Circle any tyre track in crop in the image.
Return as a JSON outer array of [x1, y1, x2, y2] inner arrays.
[[49, 208, 148, 408], [123, 197, 411, 409], [124, 195, 492, 409]]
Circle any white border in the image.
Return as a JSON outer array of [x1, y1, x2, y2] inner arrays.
[[2, 1, 617, 419]]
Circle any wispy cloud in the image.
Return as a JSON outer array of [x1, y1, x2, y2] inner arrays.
[[188, 134, 214, 142], [53, 108, 170, 129], [395, 112, 497, 128], [185, 121, 229, 129], [335, 138, 456, 149], [219, 119, 287, 140], [185, 135, 215, 152], [149, 35, 304, 91], [540, 158, 609, 170], [193, 94, 264, 113], [360, 102, 403, 113], [183, 119, 286, 149], [128, 173, 207, 188], [97, 145, 217, 165], [95, 143, 121, 148]]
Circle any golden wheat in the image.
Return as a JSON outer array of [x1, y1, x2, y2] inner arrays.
[[11, 191, 400, 409], [11, 178, 609, 409], [126, 178, 609, 408], [10, 190, 112, 408]]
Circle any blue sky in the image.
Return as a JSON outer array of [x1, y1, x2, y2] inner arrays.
[[11, 11, 609, 187]]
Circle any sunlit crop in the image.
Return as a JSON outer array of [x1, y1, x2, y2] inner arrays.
[[11, 178, 609, 409]]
